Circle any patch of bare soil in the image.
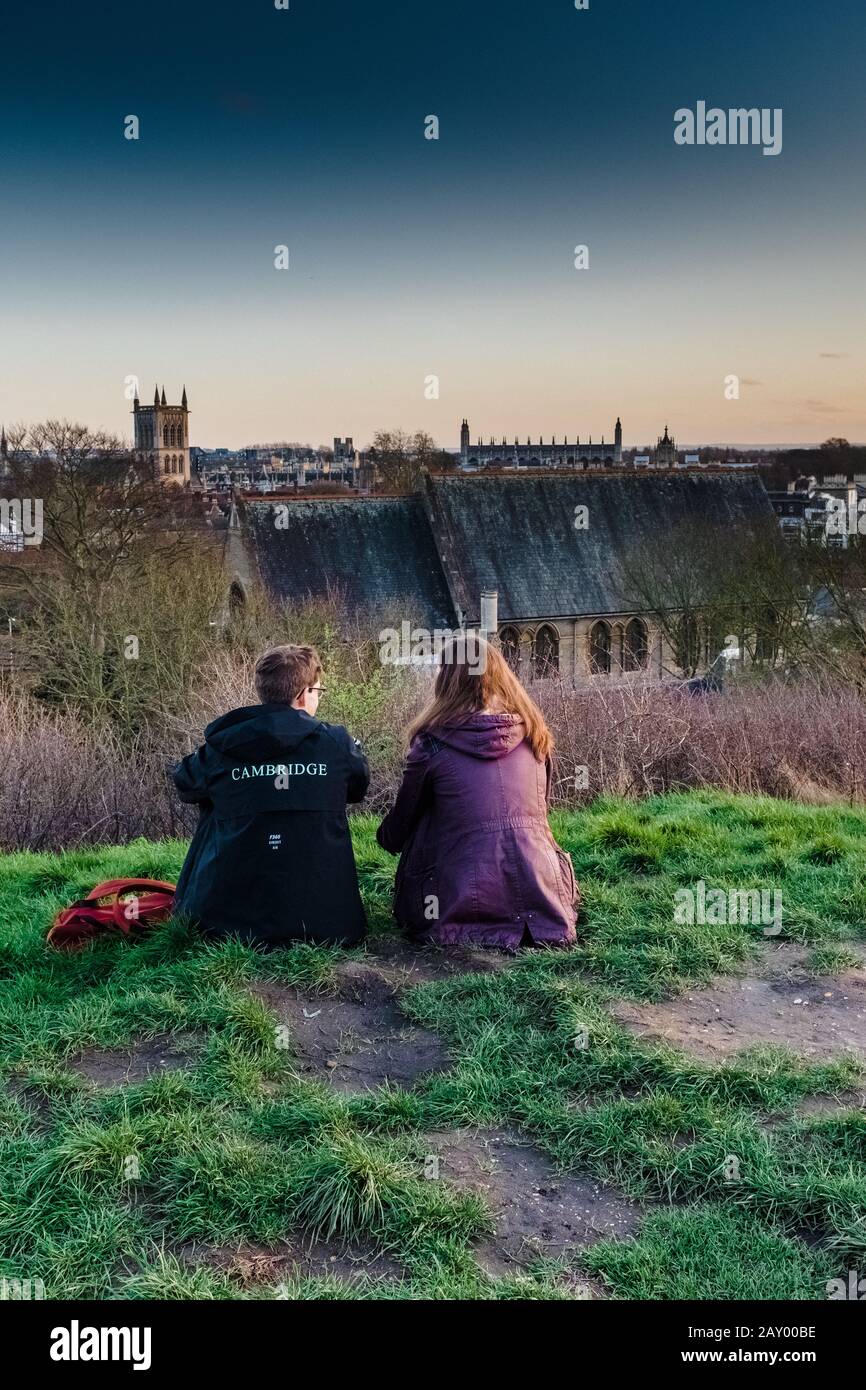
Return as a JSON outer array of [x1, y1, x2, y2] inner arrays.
[[610, 948, 866, 1062], [790, 1091, 866, 1118], [252, 963, 449, 1093], [760, 1089, 866, 1130], [7, 1080, 54, 1131], [68, 1033, 201, 1086], [361, 933, 515, 986], [179, 1236, 402, 1289], [418, 1126, 642, 1290], [760, 941, 866, 977]]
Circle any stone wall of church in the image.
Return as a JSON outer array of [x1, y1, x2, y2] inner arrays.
[[463, 445, 618, 469], [499, 615, 684, 685]]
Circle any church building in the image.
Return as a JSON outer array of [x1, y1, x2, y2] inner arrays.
[[460, 416, 622, 468], [655, 425, 677, 469], [133, 385, 190, 483], [232, 470, 774, 684]]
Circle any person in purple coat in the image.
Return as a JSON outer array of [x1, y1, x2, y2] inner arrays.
[[377, 637, 579, 949]]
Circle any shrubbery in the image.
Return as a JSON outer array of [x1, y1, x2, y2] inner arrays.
[[2, 582, 865, 849]]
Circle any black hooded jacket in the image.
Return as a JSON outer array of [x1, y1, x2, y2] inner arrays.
[[172, 703, 370, 947]]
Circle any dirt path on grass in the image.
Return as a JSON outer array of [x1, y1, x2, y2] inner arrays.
[[250, 942, 647, 1294], [68, 1033, 202, 1086], [69, 933, 866, 1296], [610, 943, 866, 1065], [178, 1235, 403, 1289], [418, 1126, 641, 1291], [251, 960, 451, 1093], [250, 939, 517, 1095]]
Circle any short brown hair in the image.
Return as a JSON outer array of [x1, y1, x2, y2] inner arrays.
[[254, 644, 323, 705]]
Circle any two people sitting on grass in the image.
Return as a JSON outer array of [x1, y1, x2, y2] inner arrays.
[[173, 637, 578, 951]]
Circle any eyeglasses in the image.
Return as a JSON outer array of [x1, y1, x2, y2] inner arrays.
[[308, 685, 326, 695]]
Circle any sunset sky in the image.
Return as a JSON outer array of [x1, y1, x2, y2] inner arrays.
[[1, 0, 863, 449]]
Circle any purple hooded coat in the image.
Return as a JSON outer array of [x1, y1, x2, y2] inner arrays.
[[376, 713, 579, 948]]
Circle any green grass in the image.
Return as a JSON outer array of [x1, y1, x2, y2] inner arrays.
[[1, 792, 866, 1300]]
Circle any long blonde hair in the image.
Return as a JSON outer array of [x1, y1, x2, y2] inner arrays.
[[406, 637, 554, 761]]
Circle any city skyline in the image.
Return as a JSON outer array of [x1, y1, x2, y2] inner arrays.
[[1, 0, 864, 447]]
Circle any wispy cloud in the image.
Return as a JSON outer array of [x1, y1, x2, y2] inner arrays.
[[804, 399, 848, 414]]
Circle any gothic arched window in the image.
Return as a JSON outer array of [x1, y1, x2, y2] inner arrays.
[[589, 621, 611, 675], [624, 618, 649, 671], [499, 626, 520, 670], [533, 625, 559, 676]]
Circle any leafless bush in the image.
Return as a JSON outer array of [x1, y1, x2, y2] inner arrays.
[[0, 691, 187, 850], [536, 677, 866, 807], [1, 659, 864, 852]]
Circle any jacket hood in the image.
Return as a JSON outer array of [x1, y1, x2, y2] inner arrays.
[[431, 713, 526, 760], [204, 703, 322, 759]]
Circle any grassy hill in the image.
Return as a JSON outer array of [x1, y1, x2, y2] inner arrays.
[[1, 792, 865, 1300]]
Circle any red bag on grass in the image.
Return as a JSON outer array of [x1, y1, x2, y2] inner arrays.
[[46, 879, 176, 952]]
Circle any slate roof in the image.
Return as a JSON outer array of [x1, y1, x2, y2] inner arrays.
[[244, 496, 456, 627], [243, 472, 776, 625], [422, 471, 776, 622]]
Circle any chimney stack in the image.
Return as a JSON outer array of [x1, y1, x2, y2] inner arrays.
[[480, 590, 498, 640]]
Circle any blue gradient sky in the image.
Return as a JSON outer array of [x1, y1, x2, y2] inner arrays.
[[1, 0, 863, 448]]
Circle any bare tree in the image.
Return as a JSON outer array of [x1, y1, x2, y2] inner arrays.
[[0, 419, 203, 656], [619, 518, 736, 677], [369, 429, 437, 493], [622, 504, 866, 687], [620, 516, 805, 679]]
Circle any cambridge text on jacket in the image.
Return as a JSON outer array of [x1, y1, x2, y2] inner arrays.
[[173, 704, 369, 946]]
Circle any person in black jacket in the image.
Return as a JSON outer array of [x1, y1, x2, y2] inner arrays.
[[172, 644, 369, 947]]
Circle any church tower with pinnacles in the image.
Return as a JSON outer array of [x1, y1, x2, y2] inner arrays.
[[655, 424, 677, 470], [133, 385, 190, 484]]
